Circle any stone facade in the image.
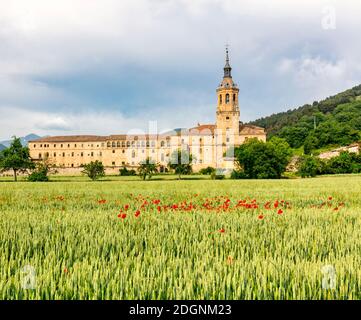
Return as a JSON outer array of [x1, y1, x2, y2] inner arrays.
[[29, 50, 266, 173]]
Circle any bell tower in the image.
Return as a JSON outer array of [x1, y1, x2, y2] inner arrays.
[[216, 47, 240, 154]]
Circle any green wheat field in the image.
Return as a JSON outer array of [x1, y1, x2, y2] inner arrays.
[[1, 174, 361, 300]]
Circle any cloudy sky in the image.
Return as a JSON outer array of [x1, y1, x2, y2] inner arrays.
[[0, 0, 361, 140]]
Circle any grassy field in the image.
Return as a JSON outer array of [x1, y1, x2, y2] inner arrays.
[[0, 174, 361, 299]]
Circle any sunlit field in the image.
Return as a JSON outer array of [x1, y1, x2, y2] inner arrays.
[[1, 175, 361, 299]]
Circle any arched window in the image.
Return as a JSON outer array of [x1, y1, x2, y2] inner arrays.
[[107, 142, 111, 147], [122, 141, 125, 147], [117, 142, 120, 148], [219, 95, 222, 104], [233, 94, 236, 102], [132, 150, 135, 158], [161, 141, 165, 147], [112, 142, 116, 148], [126, 141, 130, 147], [226, 93, 230, 104]]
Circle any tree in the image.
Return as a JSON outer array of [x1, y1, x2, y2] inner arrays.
[[0, 137, 34, 181], [28, 157, 57, 182], [138, 157, 158, 180], [81, 161, 105, 180], [297, 155, 324, 178], [234, 137, 292, 179], [168, 149, 193, 179]]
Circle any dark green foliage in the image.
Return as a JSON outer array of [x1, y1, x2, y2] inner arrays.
[[0, 136, 35, 181], [199, 167, 216, 175], [168, 149, 193, 179], [138, 158, 158, 180], [249, 85, 361, 152], [230, 170, 247, 179], [28, 168, 49, 182], [297, 156, 324, 178], [81, 161, 105, 181], [234, 137, 292, 179], [119, 166, 136, 176], [297, 151, 361, 177], [27, 158, 57, 182]]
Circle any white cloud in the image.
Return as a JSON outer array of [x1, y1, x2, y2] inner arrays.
[[0, 0, 361, 138]]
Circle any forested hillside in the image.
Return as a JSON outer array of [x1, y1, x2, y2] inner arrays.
[[249, 84, 361, 153]]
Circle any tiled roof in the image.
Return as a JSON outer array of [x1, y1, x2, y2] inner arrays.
[[29, 135, 107, 143], [239, 124, 265, 135], [189, 124, 216, 135]]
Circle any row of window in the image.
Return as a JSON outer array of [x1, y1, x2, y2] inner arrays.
[[34, 140, 172, 149], [219, 93, 237, 104]]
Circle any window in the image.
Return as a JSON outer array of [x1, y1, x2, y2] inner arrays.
[[34, 144, 36, 148], [62, 152, 65, 157], [117, 142, 120, 148], [54, 153, 56, 157], [74, 144, 77, 148], [226, 93, 230, 104], [122, 141, 125, 147], [226, 137, 230, 143], [132, 151, 135, 158], [39, 153, 42, 159], [136, 141, 140, 148], [68, 144, 70, 148], [112, 150, 115, 153], [161, 141, 165, 147], [112, 161, 115, 166], [146, 141, 150, 147], [233, 94, 236, 102], [54, 144, 56, 148], [122, 161, 125, 165], [99, 152, 102, 156], [61, 144, 63, 148], [107, 142, 111, 147], [219, 95, 222, 104], [40, 144, 43, 148], [226, 116, 230, 120], [91, 152, 94, 157], [71, 152, 74, 157], [71, 164, 74, 167], [122, 150, 125, 153], [101, 143, 105, 147], [81, 152, 83, 157], [126, 141, 130, 147], [112, 142, 116, 148]]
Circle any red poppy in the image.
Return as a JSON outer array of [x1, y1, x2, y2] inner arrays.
[[258, 214, 264, 220], [153, 199, 160, 205], [333, 207, 339, 211], [118, 213, 127, 219], [328, 196, 333, 201], [274, 201, 279, 208], [157, 206, 161, 212], [124, 204, 129, 210], [64, 267, 68, 273], [218, 228, 225, 233], [277, 209, 283, 215], [135, 210, 141, 217]]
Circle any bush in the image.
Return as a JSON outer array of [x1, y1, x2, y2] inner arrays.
[[297, 156, 324, 178], [119, 166, 136, 176], [81, 161, 105, 181], [28, 168, 49, 181], [199, 167, 216, 175]]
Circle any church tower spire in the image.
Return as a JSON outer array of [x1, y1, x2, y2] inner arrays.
[[224, 47, 232, 78]]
